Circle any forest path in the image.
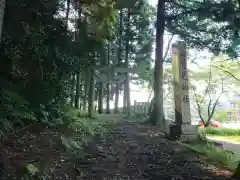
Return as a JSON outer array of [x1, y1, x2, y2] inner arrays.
[[75, 121, 232, 180], [2, 119, 233, 179]]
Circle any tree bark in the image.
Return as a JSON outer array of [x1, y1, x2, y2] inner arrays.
[[65, 0, 70, 25], [98, 82, 103, 114], [70, 75, 76, 107], [106, 44, 111, 114], [150, 0, 165, 126], [114, 9, 123, 114], [123, 8, 131, 116], [75, 72, 81, 108], [88, 68, 95, 117], [0, 0, 6, 44], [74, 1, 82, 109], [123, 86, 127, 112], [79, 75, 84, 109], [114, 84, 120, 113], [98, 48, 107, 114], [82, 74, 88, 111]]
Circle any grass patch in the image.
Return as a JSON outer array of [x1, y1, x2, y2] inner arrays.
[[200, 127, 240, 136], [222, 136, 240, 141], [208, 136, 240, 143], [184, 140, 240, 171], [122, 113, 149, 122]]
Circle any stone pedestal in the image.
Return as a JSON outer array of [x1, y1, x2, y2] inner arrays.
[[169, 41, 198, 141], [181, 124, 199, 141], [169, 124, 198, 141], [169, 124, 198, 140]]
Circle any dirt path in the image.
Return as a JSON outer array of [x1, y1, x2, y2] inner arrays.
[[1, 121, 234, 179], [76, 122, 232, 180]]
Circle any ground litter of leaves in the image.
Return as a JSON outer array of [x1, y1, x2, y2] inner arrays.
[[0, 121, 234, 180]]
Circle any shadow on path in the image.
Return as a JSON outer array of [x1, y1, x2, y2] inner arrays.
[[76, 121, 233, 180]]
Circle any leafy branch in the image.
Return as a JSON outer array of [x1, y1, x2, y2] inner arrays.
[[212, 64, 240, 82], [191, 69, 224, 126]]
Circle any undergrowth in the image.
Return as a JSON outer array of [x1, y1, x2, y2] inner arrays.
[[0, 88, 66, 135], [0, 89, 37, 133], [183, 127, 240, 171], [60, 110, 117, 155], [183, 140, 240, 171], [1, 107, 118, 180]]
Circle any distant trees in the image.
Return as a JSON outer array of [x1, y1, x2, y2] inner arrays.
[[0, 0, 156, 131]]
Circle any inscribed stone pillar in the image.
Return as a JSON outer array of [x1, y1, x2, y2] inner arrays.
[[170, 41, 198, 140]]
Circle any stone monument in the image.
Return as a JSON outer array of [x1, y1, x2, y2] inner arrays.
[[169, 41, 198, 141]]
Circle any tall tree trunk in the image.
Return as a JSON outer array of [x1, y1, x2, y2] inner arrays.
[[150, 0, 165, 126], [70, 75, 76, 107], [123, 88, 127, 112], [88, 68, 95, 117], [125, 75, 131, 115], [65, 0, 70, 25], [114, 9, 123, 114], [82, 75, 88, 111], [95, 88, 98, 112], [106, 44, 111, 114], [114, 84, 120, 113], [0, 0, 5, 44], [74, 1, 82, 109], [79, 75, 84, 109], [98, 49, 106, 114], [123, 8, 131, 115], [75, 72, 81, 108], [65, 0, 72, 107], [98, 83, 103, 113]]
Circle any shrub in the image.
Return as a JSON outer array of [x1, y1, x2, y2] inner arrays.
[[200, 127, 240, 136], [0, 89, 37, 132]]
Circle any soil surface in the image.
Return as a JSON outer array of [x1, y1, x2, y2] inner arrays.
[[77, 122, 233, 180], [0, 121, 234, 179]]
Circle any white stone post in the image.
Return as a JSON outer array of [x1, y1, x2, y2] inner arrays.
[[170, 41, 198, 140]]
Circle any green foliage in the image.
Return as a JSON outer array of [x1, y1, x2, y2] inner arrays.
[[212, 56, 240, 87], [22, 164, 47, 180], [201, 127, 240, 136], [123, 113, 148, 121], [1, 0, 77, 128], [189, 58, 233, 126], [25, 164, 39, 176], [0, 0, 118, 130], [0, 89, 36, 132], [166, 0, 240, 58], [213, 109, 229, 123], [130, 1, 155, 85]]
